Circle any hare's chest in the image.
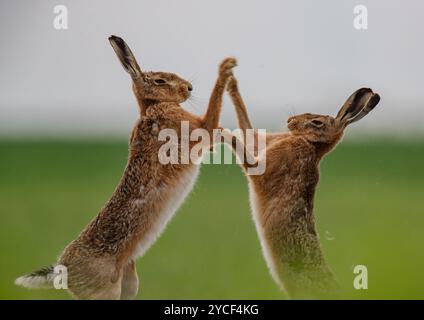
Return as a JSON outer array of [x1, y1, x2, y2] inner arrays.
[[132, 164, 200, 259]]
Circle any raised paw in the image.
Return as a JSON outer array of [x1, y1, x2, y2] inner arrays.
[[219, 57, 237, 80], [226, 76, 238, 93]]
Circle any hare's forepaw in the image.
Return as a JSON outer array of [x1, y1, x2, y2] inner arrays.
[[226, 76, 238, 93], [219, 57, 237, 80]]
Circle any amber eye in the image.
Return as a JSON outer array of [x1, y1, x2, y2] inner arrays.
[[154, 79, 166, 85], [311, 119, 324, 127]]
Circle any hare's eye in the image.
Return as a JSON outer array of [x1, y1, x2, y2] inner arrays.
[[154, 79, 166, 85], [311, 119, 324, 128]]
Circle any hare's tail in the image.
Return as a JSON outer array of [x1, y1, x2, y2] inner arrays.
[[15, 265, 56, 289]]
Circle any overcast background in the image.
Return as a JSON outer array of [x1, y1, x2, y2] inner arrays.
[[0, 0, 423, 138]]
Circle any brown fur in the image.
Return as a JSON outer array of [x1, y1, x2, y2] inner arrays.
[[224, 75, 380, 299], [16, 36, 237, 300]]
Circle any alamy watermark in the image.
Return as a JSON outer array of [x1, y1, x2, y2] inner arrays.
[[157, 121, 266, 175], [353, 264, 368, 290], [53, 264, 68, 290], [353, 5, 368, 30], [53, 5, 68, 30], [52, 4, 369, 32]]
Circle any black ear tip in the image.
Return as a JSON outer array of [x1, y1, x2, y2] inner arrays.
[[369, 93, 381, 107], [108, 35, 125, 46], [356, 87, 373, 96]]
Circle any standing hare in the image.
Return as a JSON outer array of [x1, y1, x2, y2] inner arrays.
[[15, 36, 237, 299], [223, 74, 380, 298]]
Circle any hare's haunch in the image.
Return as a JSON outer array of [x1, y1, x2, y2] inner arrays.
[[224, 75, 380, 299], [15, 36, 237, 300]]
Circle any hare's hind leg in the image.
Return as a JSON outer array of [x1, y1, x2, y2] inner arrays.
[[88, 280, 122, 300], [120, 260, 139, 300], [85, 263, 123, 300], [65, 256, 122, 300]]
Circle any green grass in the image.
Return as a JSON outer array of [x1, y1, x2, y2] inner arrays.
[[0, 139, 423, 299]]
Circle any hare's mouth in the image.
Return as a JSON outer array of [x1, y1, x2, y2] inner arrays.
[[287, 118, 296, 131], [184, 91, 191, 100], [178, 91, 191, 103], [179, 86, 191, 101]]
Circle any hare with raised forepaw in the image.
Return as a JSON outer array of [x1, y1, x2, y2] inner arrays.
[[223, 74, 380, 298], [15, 36, 237, 299]]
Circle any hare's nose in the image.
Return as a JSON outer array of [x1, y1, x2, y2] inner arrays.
[[187, 84, 193, 91]]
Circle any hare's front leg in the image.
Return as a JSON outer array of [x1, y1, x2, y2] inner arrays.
[[226, 76, 254, 133], [221, 129, 258, 169], [227, 76, 287, 152], [226, 76, 262, 155], [202, 57, 237, 131], [120, 260, 139, 300]]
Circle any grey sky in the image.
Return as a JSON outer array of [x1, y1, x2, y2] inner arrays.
[[0, 0, 423, 137]]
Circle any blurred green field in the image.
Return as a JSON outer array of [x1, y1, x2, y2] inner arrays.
[[0, 139, 423, 299]]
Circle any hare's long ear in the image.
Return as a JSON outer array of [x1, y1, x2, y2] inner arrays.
[[109, 35, 143, 81], [345, 93, 380, 125], [336, 88, 380, 127]]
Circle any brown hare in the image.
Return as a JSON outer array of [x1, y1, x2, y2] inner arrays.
[[15, 36, 237, 300], [222, 74, 380, 299]]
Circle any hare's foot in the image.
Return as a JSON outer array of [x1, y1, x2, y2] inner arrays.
[[65, 256, 122, 300], [88, 282, 122, 300], [120, 260, 139, 300], [219, 57, 237, 81], [226, 76, 239, 94], [68, 273, 122, 300]]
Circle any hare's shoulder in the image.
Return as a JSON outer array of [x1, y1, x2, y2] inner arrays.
[[266, 135, 308, 159], [262, 135, 317, 180]]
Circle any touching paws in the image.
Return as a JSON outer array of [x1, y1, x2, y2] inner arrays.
[[219, 57, 237, 80], [226, 76, 238, 93]]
